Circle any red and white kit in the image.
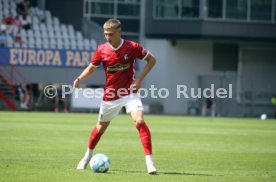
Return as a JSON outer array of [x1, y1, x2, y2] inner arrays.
[[91, 39, 149, 121]]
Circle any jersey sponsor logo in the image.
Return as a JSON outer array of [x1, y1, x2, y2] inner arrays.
[[107, 63, 130, 71]]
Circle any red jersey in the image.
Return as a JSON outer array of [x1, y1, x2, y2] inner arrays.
[[91, 39, 149, 101]]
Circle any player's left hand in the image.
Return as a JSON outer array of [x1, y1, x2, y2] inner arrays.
[[130, 79, 142, 91]]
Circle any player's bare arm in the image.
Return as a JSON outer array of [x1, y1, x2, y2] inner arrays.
[[73, 63, 97, 88], [133, 53, 156, 90]]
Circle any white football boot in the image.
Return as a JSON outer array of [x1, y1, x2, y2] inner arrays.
[[146, 155, 157, 174], [76, 149, 92, 170], [146, 162, 157, 174], [76, 157, 90, 170]]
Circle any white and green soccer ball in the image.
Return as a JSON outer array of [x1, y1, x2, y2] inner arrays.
[[90, 153, 111, 173]]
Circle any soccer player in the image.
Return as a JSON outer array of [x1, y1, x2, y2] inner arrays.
[[73, 18, 157, 174], [202, 98, 216, 117]]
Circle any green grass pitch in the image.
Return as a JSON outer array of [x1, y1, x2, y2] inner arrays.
[[0, 111, 276, 182]]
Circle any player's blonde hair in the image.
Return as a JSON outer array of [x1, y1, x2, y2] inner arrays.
[[103, 18, 121, 31]]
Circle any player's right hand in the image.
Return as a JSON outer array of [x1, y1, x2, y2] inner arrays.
[[73, 78, 80, 88]]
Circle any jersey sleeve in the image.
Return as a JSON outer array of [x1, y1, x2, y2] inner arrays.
[[134, 43, 149, 60], [91, 48, 102, 67]]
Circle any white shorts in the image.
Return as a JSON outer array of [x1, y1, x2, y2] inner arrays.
[[98, 93, 143, 122]]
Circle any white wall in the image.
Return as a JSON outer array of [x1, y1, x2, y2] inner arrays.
[[143, 39, 215, 114]]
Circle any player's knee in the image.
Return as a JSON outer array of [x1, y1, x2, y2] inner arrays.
[[135, 119, 145, 125], [96, 122, 110, 133]]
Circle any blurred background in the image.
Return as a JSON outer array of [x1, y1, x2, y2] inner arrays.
[[0, 0, 276, 118]]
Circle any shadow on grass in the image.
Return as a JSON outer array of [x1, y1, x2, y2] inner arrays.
[[110, 169, 216, 176], [158, 171, 215, 176]]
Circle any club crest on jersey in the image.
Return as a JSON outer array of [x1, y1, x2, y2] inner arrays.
[[124, 54, 128, 61]]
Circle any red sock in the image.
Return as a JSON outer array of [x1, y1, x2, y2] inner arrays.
[[136, 122, 152, 155], [88, 127, 103, 149]]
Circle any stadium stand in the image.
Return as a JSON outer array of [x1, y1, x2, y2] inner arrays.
[[0, 0, 100, 111], [0, 0, 97, 50]]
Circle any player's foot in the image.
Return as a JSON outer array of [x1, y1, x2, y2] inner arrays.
[[146, 162, 157, 174], [63, 108, 69, 113], [76, 157, 90, 170]]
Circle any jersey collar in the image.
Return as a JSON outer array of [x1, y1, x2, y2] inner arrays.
[[109, 39, 124, 51]]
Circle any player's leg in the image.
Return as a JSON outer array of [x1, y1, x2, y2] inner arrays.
[[77, 99, 123, 170], [77, 121, 110, 170], [54, 95, 59, 112], [130, 110, 152, 154], [201, 105, 206, 116], [211, 108, 215, 117], [125, 94, 157, 174], [62, 98, 69, 112], [130, 110, 157, 174]]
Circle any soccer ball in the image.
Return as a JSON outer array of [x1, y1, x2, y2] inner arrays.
[[90, 153, 111, 173], [260, 114, 267, 120]]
